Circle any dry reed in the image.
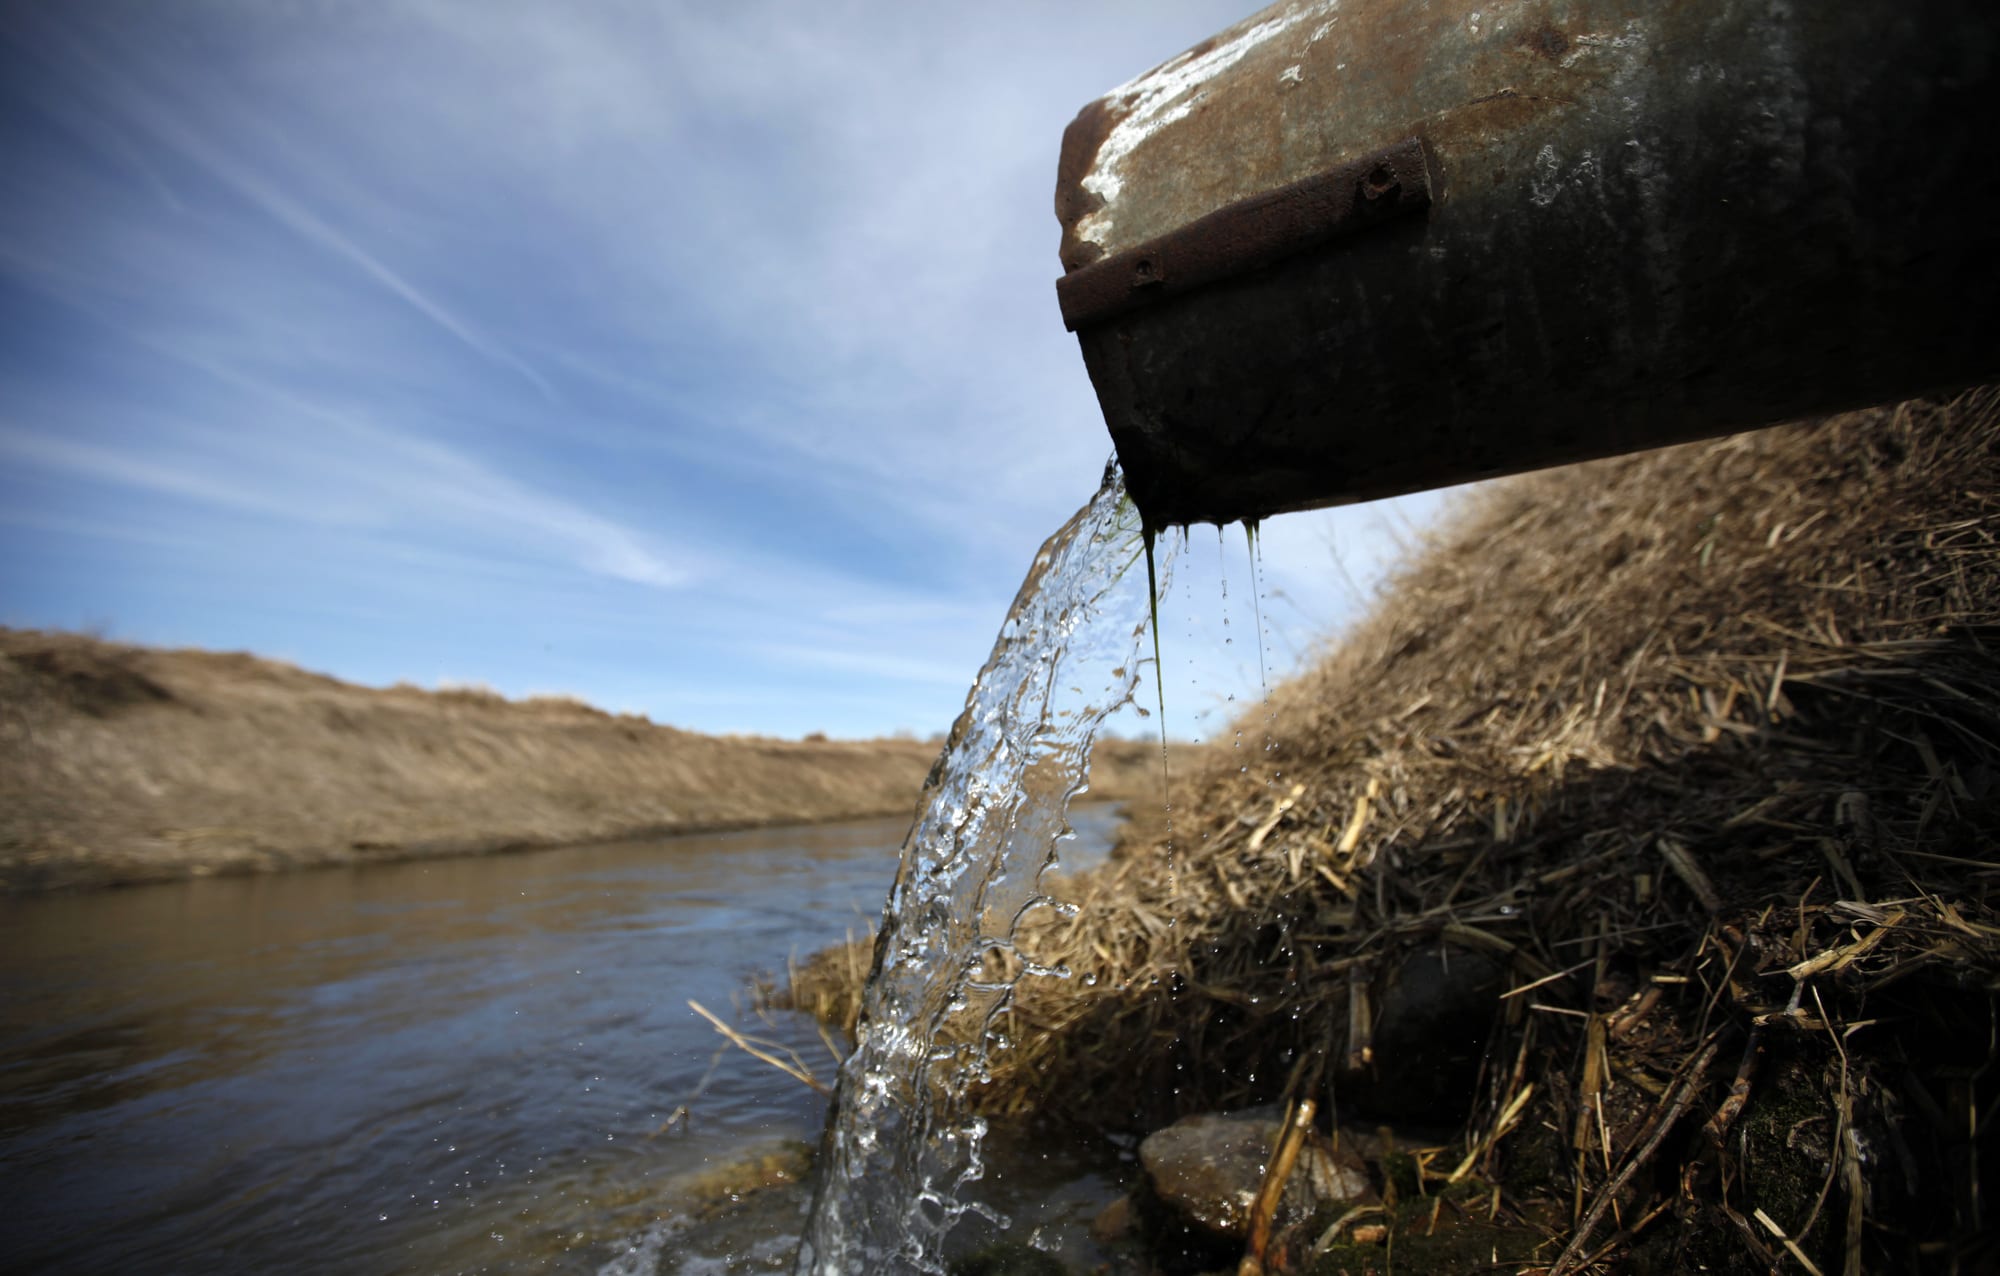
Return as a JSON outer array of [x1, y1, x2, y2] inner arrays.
[[790, 387, 2000, 1270]]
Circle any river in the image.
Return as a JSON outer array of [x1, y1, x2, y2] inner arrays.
[[0, 806, 1128, 1275]]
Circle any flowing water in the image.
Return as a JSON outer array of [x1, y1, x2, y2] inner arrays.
[[797, 461, 1173, 1273], [0, 807, 1128, 1275], [2, 462, 1171, 1275]]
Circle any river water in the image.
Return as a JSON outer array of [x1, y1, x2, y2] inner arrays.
[[0, 806, 1126, 1275]]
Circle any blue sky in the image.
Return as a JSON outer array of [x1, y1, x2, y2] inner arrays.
[[0, 1, 1447, 740]]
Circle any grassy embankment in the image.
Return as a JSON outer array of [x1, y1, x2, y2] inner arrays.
[[792, 388, 2000, 1272], [0, 633, 1178, 893]]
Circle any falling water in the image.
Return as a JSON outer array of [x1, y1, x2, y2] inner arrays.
[[795, 459, 1174, 1274]]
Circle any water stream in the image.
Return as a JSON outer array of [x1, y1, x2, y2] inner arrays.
[[0, 461, 1177, 1275], [796, 460, 1173, 1274]]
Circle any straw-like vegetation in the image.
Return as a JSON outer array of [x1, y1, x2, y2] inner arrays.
[[791, 387, 2000, 1271], [0, 632, 1177, 892]]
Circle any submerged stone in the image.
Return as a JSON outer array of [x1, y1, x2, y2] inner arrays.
[[669, 1138, 815, 1215], [1138, 1110, 1371, 1242], [1088, 1194, 1132, 1242]]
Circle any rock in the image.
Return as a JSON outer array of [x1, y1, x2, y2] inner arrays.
[[1138, 1109, 1372, 1242], [1089, 1193, 1133, 1242]]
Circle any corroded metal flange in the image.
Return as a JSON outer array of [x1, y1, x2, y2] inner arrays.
[[1057, 0, 2000, 527]]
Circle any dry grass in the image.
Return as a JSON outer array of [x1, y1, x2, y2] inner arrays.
[[791, 387, 2000, 1270], [0, 633, 1177, 892]]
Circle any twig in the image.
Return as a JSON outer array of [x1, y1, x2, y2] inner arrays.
[[1312, 1204, 1386, 1257], [1240, 1097, 1317, 1276], [1550, 1035, 1722, 1276], [652, 1044, 728, 1137], [1500, 957, 1597, 1000], [688, 999, 830, 1094], [1755, 1206, 1827, 1276], [1448, 1082, 1535, 1183], [1573, 1195, 1675, 1270], [1609, 986, 1664, 1039], [1787, 912, 1902, 980], [1657, 837, 1722, 913], [1336, 777, 1380, 858], [1702, 1022, 1766, 1146], [816, 1017, 847, 1067], [1805, 985, 1866, 1276]]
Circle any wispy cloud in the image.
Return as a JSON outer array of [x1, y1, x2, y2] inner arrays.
[[0, 426, 287, 516], [34, 17, 558, 403], [0, 0, 1450, 737], [753, 642, 982, 689], [0, 373, 697, 592]]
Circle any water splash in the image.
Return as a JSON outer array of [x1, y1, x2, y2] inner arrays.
[[796, 460, 1174, 1274]]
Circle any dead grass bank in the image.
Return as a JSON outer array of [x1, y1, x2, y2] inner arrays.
[[0, 635, 1174, 893], [793, 388, 2000, 1271]]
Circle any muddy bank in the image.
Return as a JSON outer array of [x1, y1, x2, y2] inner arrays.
[[792, 388, 2000, 1272], [0, 632, 1180, 892]]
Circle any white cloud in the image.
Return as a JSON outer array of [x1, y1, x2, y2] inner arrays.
[[0, 378, 698, 592], [0, 0, 1457, 737], [35, 17, 558, 402], [0, 426, 288, 517], [753, 642, 979, 690]]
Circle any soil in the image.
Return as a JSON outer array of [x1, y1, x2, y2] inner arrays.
[[0, 629, 1180, 892]]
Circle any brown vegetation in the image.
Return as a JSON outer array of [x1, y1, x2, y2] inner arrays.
[[791, 388, 2000, 1271], [0, 634, 1174, 892]]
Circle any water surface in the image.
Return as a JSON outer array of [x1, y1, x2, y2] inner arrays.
[[0, 807, 1124, 1275]]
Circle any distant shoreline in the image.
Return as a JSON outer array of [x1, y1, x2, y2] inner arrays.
[[0, 629, 1183, 893]]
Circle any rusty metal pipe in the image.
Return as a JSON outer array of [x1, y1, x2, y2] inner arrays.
[[1055, 0, 2000, 528]]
